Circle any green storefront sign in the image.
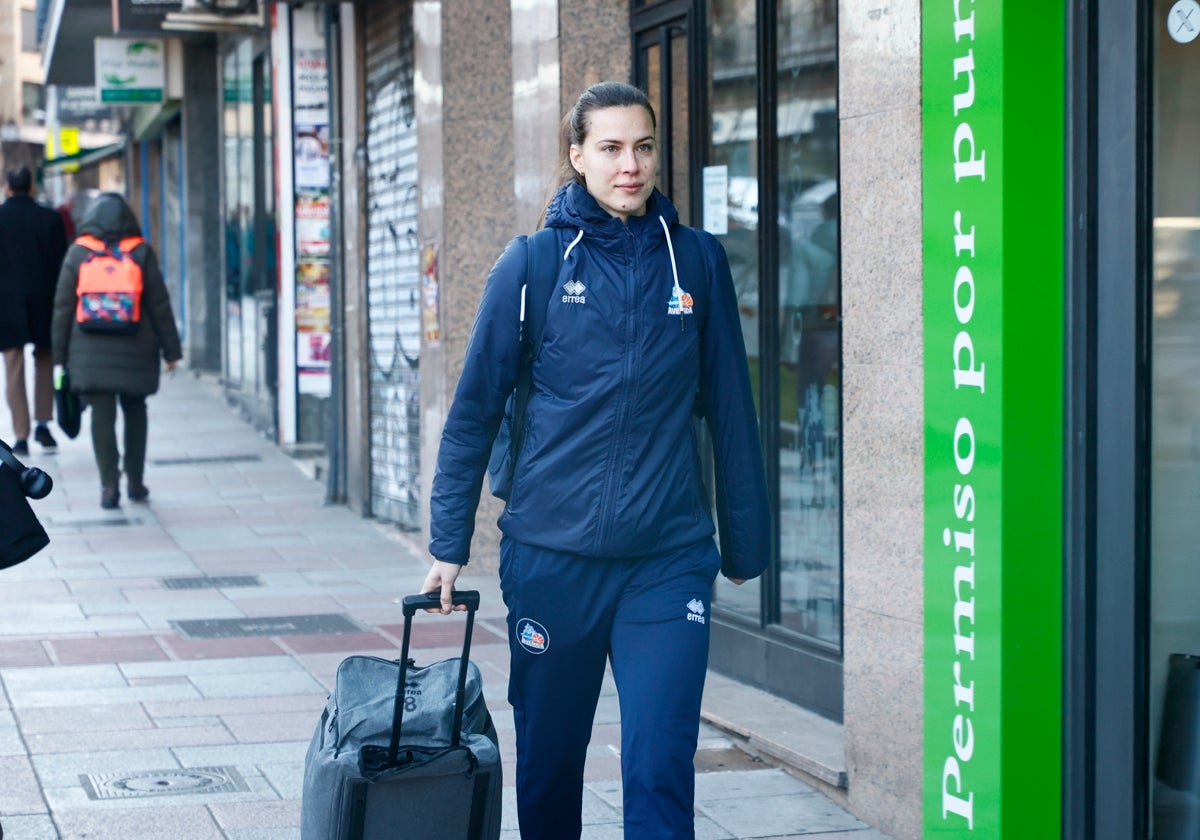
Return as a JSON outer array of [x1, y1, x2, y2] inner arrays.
[[922, 2, 1064, 836]]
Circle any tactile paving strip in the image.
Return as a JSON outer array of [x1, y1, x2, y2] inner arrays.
[[149, 454, 262, 466], [171, 613, 362, 639], [161, 575, 262, 590]]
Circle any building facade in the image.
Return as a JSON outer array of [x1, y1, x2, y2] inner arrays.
[[40, 1, 1200, 837]]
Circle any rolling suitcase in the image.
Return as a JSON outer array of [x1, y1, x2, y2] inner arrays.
[[301, 590, 502, 840]]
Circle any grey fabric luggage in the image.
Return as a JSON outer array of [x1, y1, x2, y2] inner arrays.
[[301, 590, 502, 839]]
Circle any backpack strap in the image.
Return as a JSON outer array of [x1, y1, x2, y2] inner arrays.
[[75, 234, 105, 253], [117, 236, 145, 254], [74, 235, 144, 255], [509, 227, 562, 475], [521, 227, 562, 360]]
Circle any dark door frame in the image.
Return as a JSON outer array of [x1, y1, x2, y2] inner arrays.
[[631, 0, 708, 223], [1063, 0, 1151, 837]]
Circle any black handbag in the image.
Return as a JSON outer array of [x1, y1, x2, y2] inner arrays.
[[55, 366, 83, 439], [0, 439, 51, 570]]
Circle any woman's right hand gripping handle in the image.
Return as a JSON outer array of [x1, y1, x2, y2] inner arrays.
[[421, 559, 466, 614]]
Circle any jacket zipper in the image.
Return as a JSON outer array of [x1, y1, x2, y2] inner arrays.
[[594, 228, 642, 551]]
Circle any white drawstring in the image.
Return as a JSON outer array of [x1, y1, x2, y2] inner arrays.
[[658, 216, 682, 295], [564, 229, 584, 261]]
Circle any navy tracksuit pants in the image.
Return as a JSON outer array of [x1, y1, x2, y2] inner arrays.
[[499, 536, 722, 840]]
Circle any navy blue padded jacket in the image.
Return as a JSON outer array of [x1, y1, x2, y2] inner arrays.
[[429, 182, 770, 581]]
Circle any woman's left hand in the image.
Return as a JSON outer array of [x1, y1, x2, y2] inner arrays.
[[421, 559, 466, 614]]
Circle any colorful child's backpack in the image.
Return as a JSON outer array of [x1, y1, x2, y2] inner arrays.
[[74, 234, 145, 334]]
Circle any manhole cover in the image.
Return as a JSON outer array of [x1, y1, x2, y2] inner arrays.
[[80, 766, 249, 800], [172, 613, 362, 639], [161, 575, 262, 590]]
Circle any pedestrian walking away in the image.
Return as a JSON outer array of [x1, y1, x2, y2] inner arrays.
[[0, 165, 69, 455], [425, 81, 771, 840], [51, 192, 182, 509]]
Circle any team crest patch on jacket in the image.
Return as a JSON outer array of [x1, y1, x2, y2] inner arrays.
[[667, 287, 694, 316]]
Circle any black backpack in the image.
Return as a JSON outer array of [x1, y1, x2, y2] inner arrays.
[[0, 440, 52, 570], [487, 228, 562, 501]]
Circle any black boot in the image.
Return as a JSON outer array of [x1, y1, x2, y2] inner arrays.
[[100, 484, 120, 510]]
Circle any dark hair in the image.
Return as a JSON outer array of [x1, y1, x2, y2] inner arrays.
[[558, 82, 656, 188], [6, 165, 32, 195]]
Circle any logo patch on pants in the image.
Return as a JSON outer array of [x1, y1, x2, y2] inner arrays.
[[686, 598, 706, 624], [517, 618, 549, 654]]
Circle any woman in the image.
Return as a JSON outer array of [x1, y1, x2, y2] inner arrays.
[[51, 193, 182, 509], [426, 82, 770, 839]]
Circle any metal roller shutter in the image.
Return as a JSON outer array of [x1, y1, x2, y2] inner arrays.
[[364, 0, 420, 529]]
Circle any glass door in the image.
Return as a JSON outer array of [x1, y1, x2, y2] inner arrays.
[[774, 0, 840, 646], [221, 38, 278, 435], [707, 0, 763, 624], [1150, 1, 1200, 835]]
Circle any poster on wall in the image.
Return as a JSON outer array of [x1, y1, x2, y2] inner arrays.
[[421, 243, 440, 347], [295, 125, 329, 190], [291, 7, 331, 398], [295, 189, 330, 257], [296, 259, 331, 395]]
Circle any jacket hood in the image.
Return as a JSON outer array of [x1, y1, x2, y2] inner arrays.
[[543, 181, 679, 238], [77, 193, 142, 240]]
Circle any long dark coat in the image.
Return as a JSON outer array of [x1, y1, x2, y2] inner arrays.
[[51, 194, 182, 395], [0, 195, 68, 350]]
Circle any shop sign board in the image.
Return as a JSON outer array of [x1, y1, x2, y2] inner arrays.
[[112, 0, 182, 34], [94, 38, 164, 104], [922, 1, 1064, 836]]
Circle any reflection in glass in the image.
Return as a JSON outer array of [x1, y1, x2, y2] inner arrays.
[[1151, 1, 1200, 835], [223, 47, 245, 388], [709, 0, 762, 622], [669, 31, 690, 223], [776, 0, 839, 646], [221, 38, 277, 433]]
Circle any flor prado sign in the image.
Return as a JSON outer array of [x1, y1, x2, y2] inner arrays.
[[922, 1, 1063, 836], [94, 38, 164, 104]]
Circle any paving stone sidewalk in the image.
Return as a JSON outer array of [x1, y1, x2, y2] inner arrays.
[[0, 372, 888, 839]]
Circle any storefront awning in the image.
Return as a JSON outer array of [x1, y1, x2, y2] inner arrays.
[[41, 0, 114, 87], [41, 142, 125, 174]]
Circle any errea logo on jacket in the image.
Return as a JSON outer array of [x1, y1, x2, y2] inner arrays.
[[562, 279, 586, 304]]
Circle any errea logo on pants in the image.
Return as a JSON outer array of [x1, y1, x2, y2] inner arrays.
[[686, 599, 706, 624]]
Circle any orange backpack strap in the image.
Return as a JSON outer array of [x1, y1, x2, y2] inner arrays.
[[74, 235, 144, 254]]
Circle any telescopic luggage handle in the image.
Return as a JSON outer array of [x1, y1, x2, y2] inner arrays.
[[378, 590, 480, 767], [402, 590, 480, 615]]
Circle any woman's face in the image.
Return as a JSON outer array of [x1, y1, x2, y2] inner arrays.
[[570, 105, 658, 221]]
